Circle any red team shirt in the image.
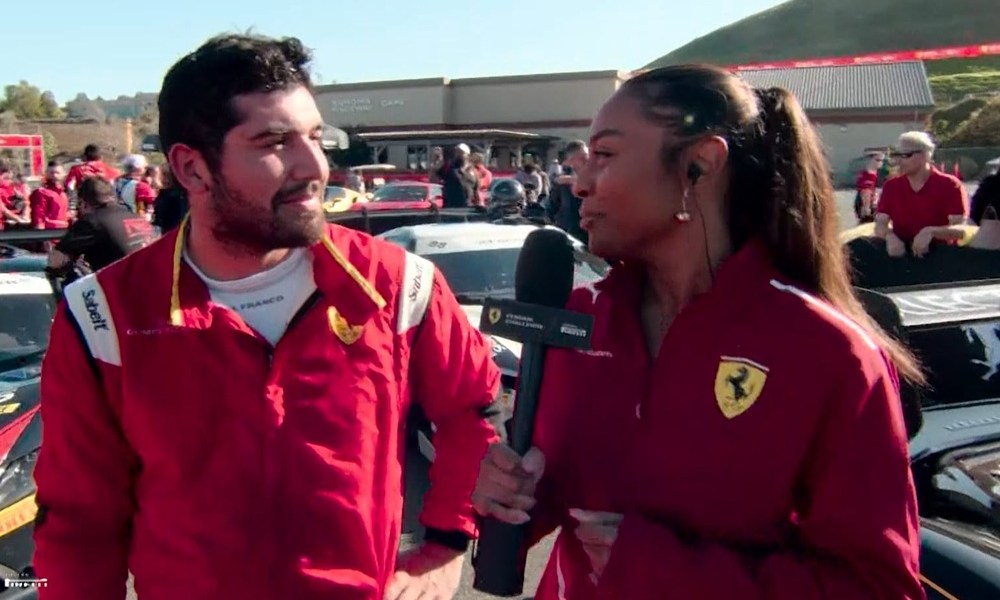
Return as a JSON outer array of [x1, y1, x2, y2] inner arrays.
[[64, 160, 121, 191], [877, 169, 968, 244], [29, 184, 70, 229]]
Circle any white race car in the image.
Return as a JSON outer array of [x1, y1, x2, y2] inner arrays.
[[378, 222, 609, 460]]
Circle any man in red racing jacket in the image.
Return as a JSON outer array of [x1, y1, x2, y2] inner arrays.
[[34, 33, 500, 600]]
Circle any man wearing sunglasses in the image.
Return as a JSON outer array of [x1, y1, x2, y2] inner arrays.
[[874, 131, 968, 257]]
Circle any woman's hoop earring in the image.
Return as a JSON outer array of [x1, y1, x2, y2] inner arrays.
[[675, 188, 692, 223]]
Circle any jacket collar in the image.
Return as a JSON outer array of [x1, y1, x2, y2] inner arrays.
[[168, 216, 386, 329], [594, 238, 779, 318]]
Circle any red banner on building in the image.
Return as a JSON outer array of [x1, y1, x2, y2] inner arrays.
[[728, 42, 1000, 71], [0, 134, 46, 178]]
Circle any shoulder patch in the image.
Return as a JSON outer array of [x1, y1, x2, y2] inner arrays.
[[65, 274, 122, 366], [398, 252, 435, 334]]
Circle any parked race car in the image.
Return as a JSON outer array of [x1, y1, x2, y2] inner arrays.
[[845, 236, 1000, 599], [376, 221, 609, 459], [322, 185, 368, 214], [0, 272, 54, 598], [348, 182, 444, 212]]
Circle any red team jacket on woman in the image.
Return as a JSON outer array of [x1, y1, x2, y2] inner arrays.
[[528, 240, 924, 600], [34, 223, 500, 600]]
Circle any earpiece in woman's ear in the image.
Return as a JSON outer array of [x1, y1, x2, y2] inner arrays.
[[687, 163, 703, 185]]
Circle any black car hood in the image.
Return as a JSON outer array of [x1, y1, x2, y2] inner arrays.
[[911, 401, 1000, 529], [911, 401, 1000, 461]]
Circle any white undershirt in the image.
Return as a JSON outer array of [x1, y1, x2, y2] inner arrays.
[[184, 248, 318, 346]]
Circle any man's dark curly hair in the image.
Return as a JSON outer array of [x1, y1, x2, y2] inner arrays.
[[158, 33, 314, 169]]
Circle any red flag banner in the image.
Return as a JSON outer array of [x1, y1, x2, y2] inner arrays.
[[727, 42, 1000, 71]]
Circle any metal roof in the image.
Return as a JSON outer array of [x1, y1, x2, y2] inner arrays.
[[737, 61, 935, 112], [358, 129, 552, 142]]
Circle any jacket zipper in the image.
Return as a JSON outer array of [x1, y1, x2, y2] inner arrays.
[[262, 289, 321, 596]]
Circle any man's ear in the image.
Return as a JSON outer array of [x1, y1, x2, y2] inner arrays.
[[168, 144, 212, 195]]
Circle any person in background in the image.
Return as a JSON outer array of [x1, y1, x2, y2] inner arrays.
[[473, 65, 925, 600], [439, 143, 478, 208], [547, 140, 590, 244], [875, 132, 968, 257], [548, 157, 563, 183], [29, 161, 70, 230], [64, 143, 120, 193], [428, 146, 445, 183], [151, 164, 189, 233], [854, 152, 882, 223], [487, 178, 528, 223], [538, 164, 551, 204], [34, 32, 500, 600], [517, 162, 544, 204], [47, 176, 157, 274], [0, 163, 29, 229], [345, 167, 366, 194], [968, 169, 1000, 249], [469, 152, 492, 207], [144, 165, 164, 193], [115, 154, 158, 216]]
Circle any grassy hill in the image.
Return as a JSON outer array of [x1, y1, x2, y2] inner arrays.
[[647, 0, 1000, 77], [943, 96, 1000, 146]]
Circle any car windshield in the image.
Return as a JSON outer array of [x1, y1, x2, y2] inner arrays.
[[0, 293, 56, 363], [421, 247, 608, 301], [373, 185, 430, 202], [325, 187, 350, 200]]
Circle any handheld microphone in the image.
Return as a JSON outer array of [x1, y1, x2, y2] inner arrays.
[[472, 228, 595, 596]]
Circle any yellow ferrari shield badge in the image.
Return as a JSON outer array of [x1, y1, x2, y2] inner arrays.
[[328, 307, 364, 345], [488, 307, 502, 325], [714, 356, 769, 419]]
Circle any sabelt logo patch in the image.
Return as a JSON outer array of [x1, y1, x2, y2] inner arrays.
[[408, 260, 426, 303], [328, 306, 364, 345], [714, 356, 769, 419], [82, 289, 109, 331]]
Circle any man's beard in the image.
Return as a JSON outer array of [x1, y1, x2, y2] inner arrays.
[[209, 175, 325, 252]]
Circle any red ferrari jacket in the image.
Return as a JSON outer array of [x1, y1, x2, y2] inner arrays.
[[528, 240, 924, 600], [34, 222, 500, 600]]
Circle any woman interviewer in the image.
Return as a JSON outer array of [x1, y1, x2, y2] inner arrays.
[[472, 65, 926, 600]]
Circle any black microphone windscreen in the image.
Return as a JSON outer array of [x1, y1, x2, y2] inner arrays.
[[515, 228, 575, 307]]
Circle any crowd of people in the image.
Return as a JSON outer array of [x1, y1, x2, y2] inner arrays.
[[0, 144, 193, 279], [4, 29, 998, 600], [852, 130, 1000, 254]]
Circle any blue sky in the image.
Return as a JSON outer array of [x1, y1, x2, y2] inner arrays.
[[0, 0, 780, 104]]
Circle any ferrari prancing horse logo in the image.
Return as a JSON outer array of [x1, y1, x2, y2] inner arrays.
[[488, 307, 502, 325], [328, 306, 364, 345], [714, 356, 769, 419]]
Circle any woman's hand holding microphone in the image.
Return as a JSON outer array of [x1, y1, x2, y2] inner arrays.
[[472, 443, 623, 581], [472, 444, 545, 525]]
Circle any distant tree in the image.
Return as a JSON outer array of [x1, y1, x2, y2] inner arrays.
[[0, 81, 64, 119], [42, 131, 59, 160], [65, 94, 106, 121], [40, 92, 64, 119]]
